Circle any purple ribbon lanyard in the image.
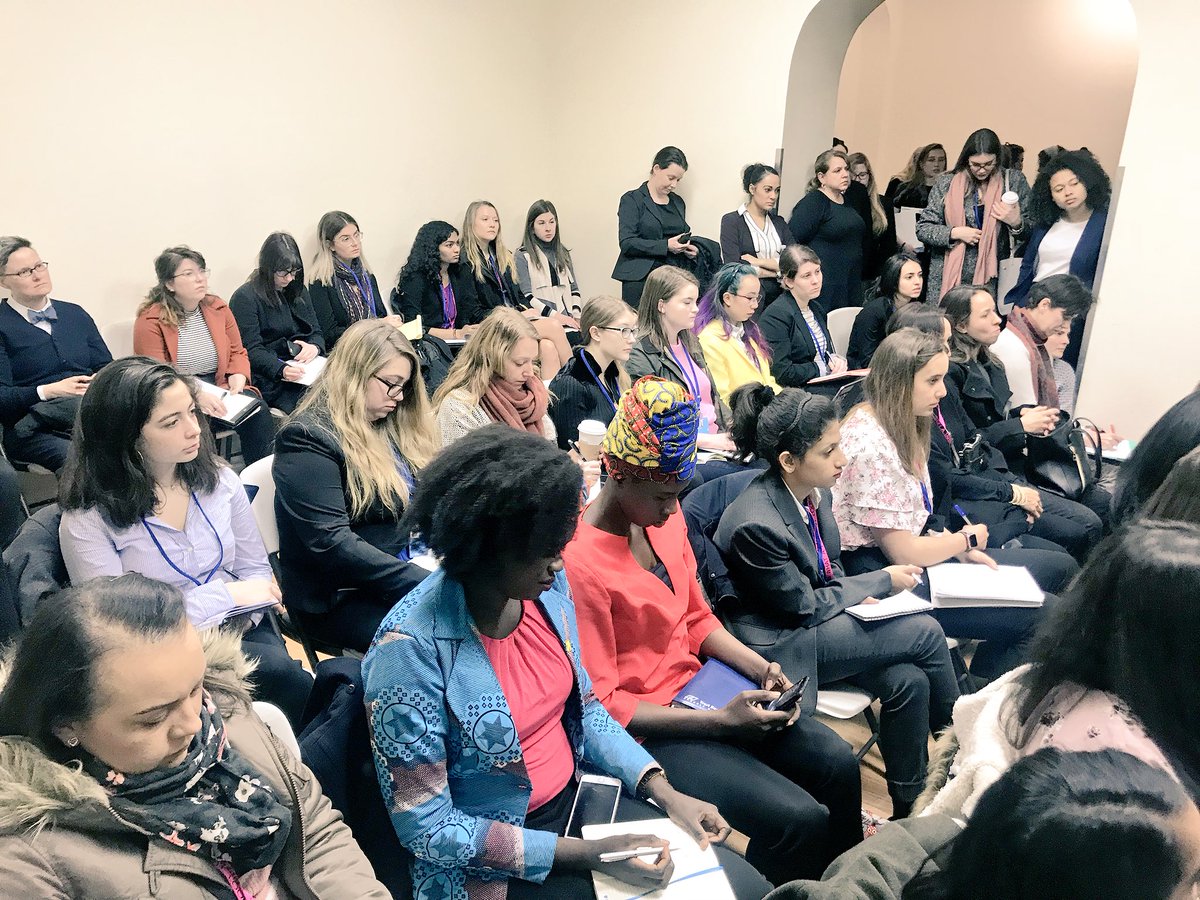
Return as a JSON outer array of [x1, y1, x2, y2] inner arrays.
[[804, 498, 834, 584]]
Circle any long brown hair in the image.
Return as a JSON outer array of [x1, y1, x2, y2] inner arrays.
[[847, 152, 886, 236], [636, 265, 702, 358], [138, 246, 208, 328], [941, 284, 1000, 365]]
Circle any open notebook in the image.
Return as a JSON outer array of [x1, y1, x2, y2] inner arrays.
[[928, 563, 1044, 608], [196, 381, 261, 426], [582, 818, 734, 900], [845, 590, 931, 622]]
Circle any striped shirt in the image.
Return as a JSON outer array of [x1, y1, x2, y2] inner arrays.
[[800, 306, 831, 376], [738, 203, 784, 262], [176, 305, 220, 376]]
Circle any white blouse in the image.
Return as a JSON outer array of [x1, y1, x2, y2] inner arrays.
[[1033, 217, 1089, 281]]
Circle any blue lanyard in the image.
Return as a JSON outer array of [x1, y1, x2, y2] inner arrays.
[[579, 352, 617, 412], [800, 308, 831, 367], [489, 253, 513, 306], [668, 343, 702, 401], [920, 482, 933, 515], [142, 493, 224, 587], [349, 267, 377, 317], [803, 498, 834, 584]]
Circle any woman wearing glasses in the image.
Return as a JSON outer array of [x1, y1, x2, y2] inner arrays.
[[273, 320, 439, 652], [917, 128, 1030, 301], [548, 296, 637, 451], [695, 262, 780, 404], [307, 210, 397, 350], [229, 232, 325, 414], [134, 246, 275, 464]]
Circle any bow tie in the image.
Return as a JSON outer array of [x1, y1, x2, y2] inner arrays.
[[28, 306, 57, 325]]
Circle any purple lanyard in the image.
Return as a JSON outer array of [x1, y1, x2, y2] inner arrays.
[[349, 267, 377, 317], [580, 352, 617, 412], [489, 253, 513, 306], [803, 498, 834, 584], [668, 343, 702, 401], [440, 280, 457, 328]]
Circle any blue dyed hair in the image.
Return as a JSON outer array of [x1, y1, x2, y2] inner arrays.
[[694, 262, 773, 369]]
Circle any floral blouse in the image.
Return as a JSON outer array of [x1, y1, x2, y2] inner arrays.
[[832, 407, 932, 551]]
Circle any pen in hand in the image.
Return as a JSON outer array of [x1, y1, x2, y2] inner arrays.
[[952, 504, 974, 526], [599, 846, 679, 863]]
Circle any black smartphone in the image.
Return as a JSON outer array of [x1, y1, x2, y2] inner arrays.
[[765, 675, 810, 713], [564, 775, 622, 839], [676, 231, 692, 244]]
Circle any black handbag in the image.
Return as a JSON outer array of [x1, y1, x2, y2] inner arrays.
[[1025, 413, 1102, 501], [413, 334, 455, 398]]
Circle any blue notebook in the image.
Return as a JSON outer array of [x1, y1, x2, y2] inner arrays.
[[671, 659, 757, 711]]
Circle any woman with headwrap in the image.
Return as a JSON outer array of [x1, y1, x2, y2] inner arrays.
[[564, 376, 863, 886]]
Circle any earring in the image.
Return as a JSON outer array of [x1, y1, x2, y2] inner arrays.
[[65, 736, 79, 748]]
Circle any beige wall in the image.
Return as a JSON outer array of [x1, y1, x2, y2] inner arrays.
[[834, 0, 1139, 183]]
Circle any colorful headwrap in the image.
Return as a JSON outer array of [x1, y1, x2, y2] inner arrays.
[[602, 376, 700, 482]]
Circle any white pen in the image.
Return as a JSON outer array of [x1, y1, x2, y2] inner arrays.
[[598, 846, 678, 863]]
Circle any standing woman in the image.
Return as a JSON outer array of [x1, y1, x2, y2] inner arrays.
[[845, 250, 924, 368], [134, 246, 275, 465], [847, 151, 899, 303], [229, 231, 325, 414], [433, 307, 556, 447], [786, 150, 865, 310], [917, 128, 1030, 301], [719, 163, 794, 311], [515, 199, 583, 324], [273, 320, 438, 654], [612, 146, 699, 306], [307, 210, 394, 350], [57, 357, 311, 725], [695, 261, 780, 404], [548, 295, 636, 451], [892, 143, 947, 211], [461, 200, 571, 374], [1005, 150, 1112, 367], [760, 245, 848, 390], [392, 220, 483, 341]]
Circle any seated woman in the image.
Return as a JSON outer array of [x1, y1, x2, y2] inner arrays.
[[760, 245, 848, 392], [392, 219, 484, 342], [273, 319, 437, 654], [134, 246, 275, 464], [695, 262, 781, 404], [548, 295, 635, 451], [1112, 389, 1200, 525], [0, 574, 388, 898], [940, 285, 1103, 561], [565, 377, 864, 884], [433, 307, 556, 448], [461, 200, 572, 373], [845, 250, 925, 369], [627, 265, 736, 453], [364, 425, 772, 900], [229, 231, 326, 414], [515, 199, 583, 325], [307, 210, 398, 349], [719, 163, 794, 311], [58, 357, 311, 726], [832, 329, 1077, 681], [715, 383, 957, 819]]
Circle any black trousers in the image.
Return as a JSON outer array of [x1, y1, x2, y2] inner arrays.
[[3, 417, 70, 472], [641, 717, 863, 885], [294, 588, 399, 654], [239, 617, 312, 728], [1028, 489, 1103, 562], [506, 779, 772, 900], [0, 453, 27, 549], [620, 278, 647, 308]]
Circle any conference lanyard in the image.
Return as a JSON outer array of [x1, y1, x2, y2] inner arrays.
[[440, 280, 458, 329], [933, 406, 960, 466], [579, 352, 617, 412], [803, 498, 834, 585], [920, 482, 933, 516], [799, 309, 831, 370], [489, 253, 513, 306], [349, 267, 377, 317], [668, 343, 702, 402], [142, 493, 224, 587]]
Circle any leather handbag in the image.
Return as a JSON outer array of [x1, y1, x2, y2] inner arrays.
[[1025, 413, 1102, 500]]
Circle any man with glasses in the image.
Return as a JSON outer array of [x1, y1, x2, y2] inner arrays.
[[0, 235, 112, 471]]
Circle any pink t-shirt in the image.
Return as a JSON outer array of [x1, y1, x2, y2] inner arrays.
[[480, 601, 576, 810], [669, 342, 719, 433]]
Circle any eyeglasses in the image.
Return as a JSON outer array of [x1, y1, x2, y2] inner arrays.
[[170, 268, 209, 282], [851, 172, 871, 183], [373, 375, 406, 399], [335, 231, 363, 246], [731, 293, 760, 303], [274, 268, 301, 278], [601, 326, 637, 339], [1, 260, 49, 279], [968, 158, 998, 173]]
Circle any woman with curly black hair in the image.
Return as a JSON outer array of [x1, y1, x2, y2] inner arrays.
[[362, 424, 772, 900], [392, 220, 484, 341], [1003, 150, 1111, 366]]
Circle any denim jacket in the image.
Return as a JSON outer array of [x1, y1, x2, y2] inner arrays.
[[363, 568, 657, 900]]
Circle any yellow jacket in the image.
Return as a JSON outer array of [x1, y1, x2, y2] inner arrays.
[[697, 320, 781, 404]]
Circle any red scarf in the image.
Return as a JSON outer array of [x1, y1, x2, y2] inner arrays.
[[939, 170, 1004, 299], [1004, 308, 1059, 407], [481, 375, 549, 436]]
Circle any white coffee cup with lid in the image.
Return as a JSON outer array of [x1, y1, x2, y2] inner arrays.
[[1001, 190, 1020, 206], [576, 419, 607, 461]]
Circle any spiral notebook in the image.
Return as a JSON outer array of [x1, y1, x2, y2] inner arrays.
[[927, 563, 1044, 608], [845, 590, 932, 622], [582, 818, 734, 900]]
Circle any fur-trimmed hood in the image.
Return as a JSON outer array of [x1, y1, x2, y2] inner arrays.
[[0, 629, 256, 836]]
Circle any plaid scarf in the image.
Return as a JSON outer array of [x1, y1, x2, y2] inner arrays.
[[1005, 308, 1058, 407], [332, 257, 377, 322]]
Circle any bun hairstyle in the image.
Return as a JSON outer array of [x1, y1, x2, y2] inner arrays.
[[742, 163, 779, 193], [729, 383, 837, 471]]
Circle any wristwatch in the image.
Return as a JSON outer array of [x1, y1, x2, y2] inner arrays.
[[963, 531, 979, 551]]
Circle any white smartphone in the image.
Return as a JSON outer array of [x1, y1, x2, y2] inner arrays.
[[564, 774, 622, 839]]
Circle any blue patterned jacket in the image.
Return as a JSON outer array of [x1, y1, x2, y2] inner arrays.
[[363, 568, 657, 900]]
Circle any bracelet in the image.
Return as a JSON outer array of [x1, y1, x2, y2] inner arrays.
[[636, 767, 669, 800]]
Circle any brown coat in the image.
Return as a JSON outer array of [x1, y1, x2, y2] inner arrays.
[[134, 294, 254, 390], [0, 632, 389, 899]]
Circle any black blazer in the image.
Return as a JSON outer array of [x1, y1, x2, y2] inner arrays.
[[393, 266, 484, 331], [470, 256, 527, 314], [844, 294, 896, 369], [947, 357, 1027, 468], [307, 272, 386, 350], [272, 407, 426, 615], [759, 297, 835, 388], [228, 283, 325, 406], [547, 348, 621, 451], [719, 210, 794, 264], [626, 337, 732, 430], [612, 183, 690, 283]]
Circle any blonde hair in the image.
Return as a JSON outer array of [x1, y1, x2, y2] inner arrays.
[[579, 295, 634, 394], [292, 320, 437, 517], [807, 149, 850, 193], [636, 266, 702, 358], [847, 152, 886, 236], [855, 327, 947, 479], [461, 200, 515, 285], [308, 210, 374, 287], [433, 307, 539, 407]]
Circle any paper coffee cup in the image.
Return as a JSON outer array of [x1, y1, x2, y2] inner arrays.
[[1001, 190, 1019, 206], [576, 419, 607, 460]]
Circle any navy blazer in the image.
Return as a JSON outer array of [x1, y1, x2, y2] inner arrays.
[[612, 183, 690, 283], [719, 209, 795, 264], [0, 300, 111, 425], [1005, 206, 1108, 308], [759, 297, 835, 388]]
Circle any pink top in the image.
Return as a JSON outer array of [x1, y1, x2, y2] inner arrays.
[[669, 342, 719, 433], [480, 600, 576, 810]]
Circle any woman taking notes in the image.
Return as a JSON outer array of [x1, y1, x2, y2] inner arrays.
[[760, 245, 847, 389], [695, 262, 780, 403]]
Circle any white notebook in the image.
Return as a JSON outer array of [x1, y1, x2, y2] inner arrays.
[[284, 355, 326, 386], [845, 590, 932, 622], [927, 563, 1045, 608], [582, 818, 734, 900], [196, 381, 261, 426]]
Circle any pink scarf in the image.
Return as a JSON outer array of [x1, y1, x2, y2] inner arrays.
[[938, 170, 1004, 299], [1005, 307, 1059, 407], [481, 375, 549, 436]]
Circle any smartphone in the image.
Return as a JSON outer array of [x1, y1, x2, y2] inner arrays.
[[564, 774, 622, 839], [676, 231, 692, 244], [765, 675, 810, 713]]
